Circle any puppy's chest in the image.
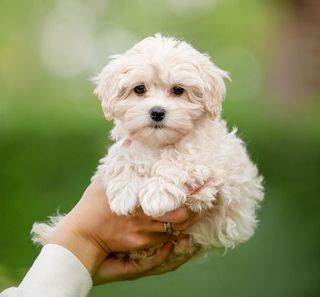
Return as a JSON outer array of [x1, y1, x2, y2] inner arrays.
[[129, 152, 156, 177], [126, 145, 205, 179]]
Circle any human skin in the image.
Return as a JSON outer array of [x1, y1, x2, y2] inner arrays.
[[49, 176, 203, 285]]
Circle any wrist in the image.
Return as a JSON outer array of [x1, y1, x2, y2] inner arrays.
[[49, 219, 108, 276]]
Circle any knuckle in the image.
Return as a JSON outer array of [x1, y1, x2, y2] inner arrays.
[[131, 215, 146, 231], [170, 208, 189, 224], [134, 235, 150, 248], [132, 219, 142, 231], [177, 208, 189, 222]]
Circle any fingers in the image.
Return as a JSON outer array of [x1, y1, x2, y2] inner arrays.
[[140, 242, 174, 269], [156, 207, 195, 224], [146, 221, 168, 233], [95, 242, 174, 284], [172, 212, 203, 231], [94, 241, 198, 285], [145, 250, 195, 276], [146, 219, 197, 234], [134, 207, 198, 233], [136, 233, 177, 249], [154, 207, 204, 232]]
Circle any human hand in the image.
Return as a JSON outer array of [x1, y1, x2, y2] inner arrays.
[[93, 240, 198, 285], [94, 204, 203, 285], [49, 176, 203, 283]]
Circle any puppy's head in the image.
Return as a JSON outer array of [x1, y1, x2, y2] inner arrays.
[[93, 34, 229, 147]]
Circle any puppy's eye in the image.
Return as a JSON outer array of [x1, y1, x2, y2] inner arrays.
[[134, 84, 146, 95], [172, 86, 184, 96]]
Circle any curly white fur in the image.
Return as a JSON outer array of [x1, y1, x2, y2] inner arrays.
[[32, 34, 264, 259]]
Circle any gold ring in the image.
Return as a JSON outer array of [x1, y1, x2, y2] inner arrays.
[[163, 222, 174, 234]]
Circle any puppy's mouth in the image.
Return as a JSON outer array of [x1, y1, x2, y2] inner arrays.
[[148, 123, 188, 134], [149, 123, 166, 129]]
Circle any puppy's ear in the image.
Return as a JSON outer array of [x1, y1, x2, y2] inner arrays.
[[92, 55, 124, 120], [198, 55, 230, 119]]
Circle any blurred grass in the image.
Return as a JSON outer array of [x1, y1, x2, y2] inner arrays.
[[1, 0, 320, 296]]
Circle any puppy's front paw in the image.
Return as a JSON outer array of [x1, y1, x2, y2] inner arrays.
[[139, 177, 186, 217], [107, 180, 139, 215]]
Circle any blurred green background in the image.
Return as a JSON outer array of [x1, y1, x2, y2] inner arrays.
[[1, 0, 319, 296]]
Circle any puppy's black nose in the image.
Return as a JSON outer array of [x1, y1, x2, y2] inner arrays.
[[150, 106, 166, 122]]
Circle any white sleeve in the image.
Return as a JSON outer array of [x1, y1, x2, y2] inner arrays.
[[0, 244, 93, 297]]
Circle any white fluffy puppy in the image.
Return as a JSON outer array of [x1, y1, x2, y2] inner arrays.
[[32, 34, 264, 258]]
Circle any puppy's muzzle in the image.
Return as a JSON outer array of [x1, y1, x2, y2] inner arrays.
[[149, 106, 166, 122]]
